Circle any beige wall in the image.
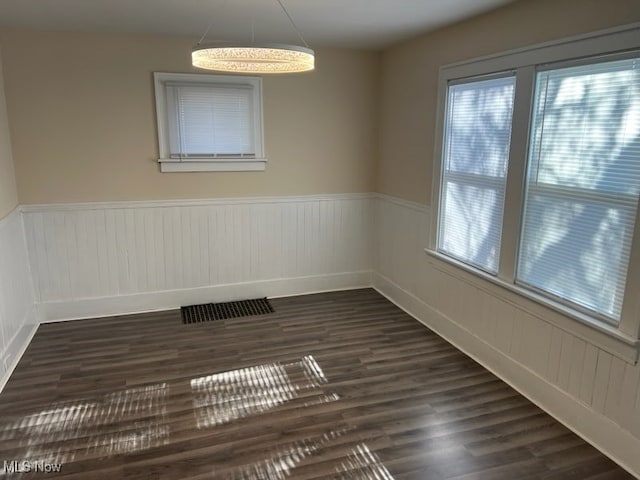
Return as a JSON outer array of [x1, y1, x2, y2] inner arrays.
[[0, 47, 18, 218], [0, 30, 379, 204], [378, 0, 640, 204], [3, 0, 638, 206]]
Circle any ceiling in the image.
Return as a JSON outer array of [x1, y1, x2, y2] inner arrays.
[[0, 0, 518, 50]]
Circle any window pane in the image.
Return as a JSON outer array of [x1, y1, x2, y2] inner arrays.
[[519, 193, 635, 319], [445, 77, 516, 177], [169, 85, 254, 157], [438, 75, 516, 273], [440, 182, 504, 272], [517, 57, 640, 322]]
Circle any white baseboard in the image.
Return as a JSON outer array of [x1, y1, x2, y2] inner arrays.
[[372, 272, 640, 479], [0, 308, 38, 393], [37, 271, 374, 322]]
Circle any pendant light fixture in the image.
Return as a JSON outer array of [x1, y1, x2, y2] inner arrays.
[[192, 0, 315, 74]]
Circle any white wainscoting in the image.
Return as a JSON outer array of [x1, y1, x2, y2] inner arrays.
[[0, 207, 36, 389], [22, 194, 374, 322], [373, 194, 640, 478]]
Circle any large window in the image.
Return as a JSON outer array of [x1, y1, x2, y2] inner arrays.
[[431, 25, 640, 338], [154, 73, 265, 172]]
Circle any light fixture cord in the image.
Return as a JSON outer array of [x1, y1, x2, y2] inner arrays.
[[276, 0, 310, 48], [196, 22, 214, 45], [197, 0, 228, 45]]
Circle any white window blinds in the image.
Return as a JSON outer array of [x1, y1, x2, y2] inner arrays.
[[437, 75, 516, 273], [166, 83, 255, 158], [517, 57, 640, 322]]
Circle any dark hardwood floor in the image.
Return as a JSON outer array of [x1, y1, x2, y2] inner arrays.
[[0, 289, 633, 479]]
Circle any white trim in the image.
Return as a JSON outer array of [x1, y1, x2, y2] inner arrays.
[[19, 193, 375, 213], [429, 69, 447, 252], [373, 272, 640, 479], [159, 160, 266, 172], [0, 318, 38, 393], [36, 271, 373, 323], [499, 66, 535, 281], [375, 193, 429, 213]]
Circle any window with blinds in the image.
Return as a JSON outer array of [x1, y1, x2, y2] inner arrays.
[[517, 57, 640, 322], [153, 72, 264, 172], [166, 83, 255, 159], [437, 75, 516, 274], [433, 41, 640, 332]]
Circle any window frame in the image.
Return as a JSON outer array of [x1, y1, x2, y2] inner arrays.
[[428, 23, 640, 361], [153, 72, 266, 173]]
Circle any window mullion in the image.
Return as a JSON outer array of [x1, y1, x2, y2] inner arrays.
[[498, 66, 535, 283]]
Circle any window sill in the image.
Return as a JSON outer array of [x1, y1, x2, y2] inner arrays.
[[424, 248, 639, 364], [158, 159, 266, 173]]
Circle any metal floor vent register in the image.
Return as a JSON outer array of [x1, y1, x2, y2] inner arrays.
[[181, 298, 274, 324]]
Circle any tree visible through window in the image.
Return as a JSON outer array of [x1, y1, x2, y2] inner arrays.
[[517, 58, 640, 321], [437, 75, 516, 273], [435, 53, 640, 325]]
